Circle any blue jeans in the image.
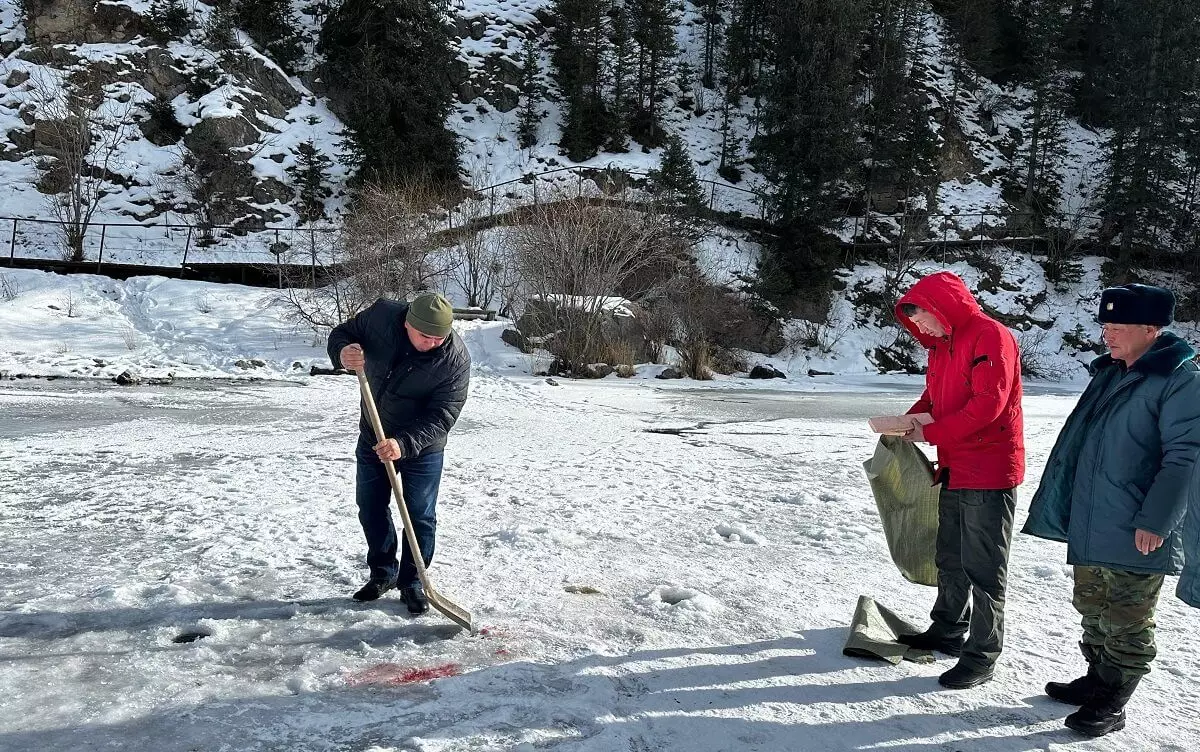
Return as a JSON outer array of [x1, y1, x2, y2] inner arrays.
[[355, 446, 443, 587]]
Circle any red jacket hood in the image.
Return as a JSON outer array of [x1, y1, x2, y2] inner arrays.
[[896, 272, 982, 347]]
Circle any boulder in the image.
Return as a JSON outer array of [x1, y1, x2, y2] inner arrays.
[[26, 0, 144, 45], [310, 365, 350, 376], [232, 53, 302, 119], [4, 70, 30, 88], [578, 363, 613, 379], [656, 367, 684, 380], [748, 364, 785, 379], [185, 115, 260, 153], [141, 48, 190, 100], [501, 328, 529, 352]]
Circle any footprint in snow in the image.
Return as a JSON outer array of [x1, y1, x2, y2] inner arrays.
[[711, 523, 768, 545], [640, 585, 725, 614], [483, 526, 587, 549]]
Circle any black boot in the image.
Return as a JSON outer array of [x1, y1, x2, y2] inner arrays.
[[353, 577, 396, 602], [898, 629, 964, 658], [401, 583, 430, 615], [938, 660, 995, 689], [1046, 642, 1102, 705], [1065, 665, 1140, 738]]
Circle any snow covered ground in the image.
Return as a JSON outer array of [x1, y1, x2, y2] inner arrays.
[[2, 274, 1200, 751]]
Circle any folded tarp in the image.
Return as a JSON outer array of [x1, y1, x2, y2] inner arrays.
[[842, 595, 934, 665], [862, 435, 940, 587]]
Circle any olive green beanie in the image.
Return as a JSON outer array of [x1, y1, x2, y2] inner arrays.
[[406, 293, 454, 337]]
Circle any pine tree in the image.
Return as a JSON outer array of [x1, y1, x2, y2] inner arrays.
[[608, 2, 635, 151], [1093, 0, 1200, 259], [755, 0, 867, 224], [287, 140, 333, 224], [146, 0, 194, 44], [233, 0, 305, 72], [700, 0, 724, 89], [204, 2, 239, 51], [860, 0, 939, 222], [930, 0, 1003, 76], [1011, 0, 1071, 224], [516, 43, 547, 149], [1071, 0, 1117, 126], [551, 0, 612, 161], [715, 0, 767, 183], [628, 0, 680, 147], [649, 132, 705, 208], [319, 0, 460, 185], [716, 92, 742, 182], [723, 0, 770, 95]]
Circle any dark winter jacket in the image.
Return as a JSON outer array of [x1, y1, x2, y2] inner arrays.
[[1022, 332, 1200, 575], [896, 272, 1025, 490], [1179, 460, 1200, 607], [328, 298, 470, 458]]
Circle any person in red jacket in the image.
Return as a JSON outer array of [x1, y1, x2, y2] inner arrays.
[[894, 271, 1025, 690]]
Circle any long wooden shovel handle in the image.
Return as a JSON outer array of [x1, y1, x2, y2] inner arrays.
[[355, 369, 473, 632]]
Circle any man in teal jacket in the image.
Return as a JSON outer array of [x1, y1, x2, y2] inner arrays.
[[1023, 284, 1200, 738], [1179, 461, 1200, 608]]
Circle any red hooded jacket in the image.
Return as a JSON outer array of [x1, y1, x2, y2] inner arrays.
[[896, 272, 1025, 490]]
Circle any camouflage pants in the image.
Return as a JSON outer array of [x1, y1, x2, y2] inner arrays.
[[1073, 566, 1165, 678]]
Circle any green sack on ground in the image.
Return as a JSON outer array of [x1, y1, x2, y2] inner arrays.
[[862, 435, 939, 587], [843, 595, 934, 665]]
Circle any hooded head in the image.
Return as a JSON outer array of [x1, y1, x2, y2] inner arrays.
[[895, 272, 982, 347]]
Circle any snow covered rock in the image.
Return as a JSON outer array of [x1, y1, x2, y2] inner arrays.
[[748, 364, 785, 379]]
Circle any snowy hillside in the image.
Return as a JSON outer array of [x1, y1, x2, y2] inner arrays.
[[0, 1, 1115, 258], [0, 0, 350, 264]]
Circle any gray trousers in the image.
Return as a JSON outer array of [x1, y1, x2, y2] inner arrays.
[[930, 487, 1017, 668]]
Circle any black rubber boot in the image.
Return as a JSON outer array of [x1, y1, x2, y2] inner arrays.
[[938, 660, 995, 689], [353, 577, 396, 602], [401, 583, 430, 615], [1046, 642, 1102, 705], [898, 629, 965, 658], [1065, 665, 1140, 738]]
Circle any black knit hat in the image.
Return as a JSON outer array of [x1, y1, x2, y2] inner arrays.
[[1097, 284, 1175, 327]]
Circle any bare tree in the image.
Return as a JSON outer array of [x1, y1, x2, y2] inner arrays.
[[448, 197, 503, 309], [346, 180, 456, 293], [664, 273, 716, 380], [1018, 326, 1069, 381], [30, 76, 137, 261], [277, 225, 359, 332], [0, 273, 19, 302], [277, 180, 452, 332], [502, 188, 687, 369]]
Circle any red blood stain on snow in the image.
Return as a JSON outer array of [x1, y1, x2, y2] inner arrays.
[[345, 662, 462, 687]]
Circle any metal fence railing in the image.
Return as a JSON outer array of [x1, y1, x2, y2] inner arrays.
[[6, 165, 1168, 280]]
